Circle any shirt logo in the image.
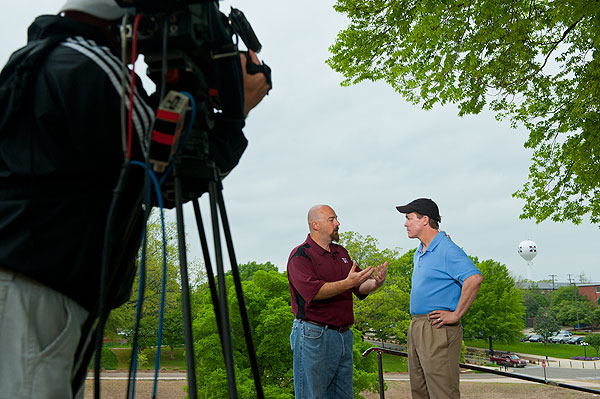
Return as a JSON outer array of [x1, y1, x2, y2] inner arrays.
[[341, 257, 348, 263]]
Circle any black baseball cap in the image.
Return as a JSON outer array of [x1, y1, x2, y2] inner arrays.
[[396, 198, 441, 222]]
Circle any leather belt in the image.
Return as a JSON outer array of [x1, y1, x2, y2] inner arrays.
[[298, 319, 351, 333]]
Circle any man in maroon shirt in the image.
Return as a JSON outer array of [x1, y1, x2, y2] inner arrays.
[[287, 204, 388, 398]]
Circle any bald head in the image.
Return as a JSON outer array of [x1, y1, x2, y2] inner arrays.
[[307, 205, 340, 248], [307, 205, 329, 231]]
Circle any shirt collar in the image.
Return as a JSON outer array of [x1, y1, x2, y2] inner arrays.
[[306, 234, 338, 256], [418, 230, 446, 254]]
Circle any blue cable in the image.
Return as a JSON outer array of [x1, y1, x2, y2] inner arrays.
[[127, 90, 195, 397], [130, 161, 167, 399], [127, 164, 154, 399], [128, 204, 147, 399], [159, 91, 197, 187]]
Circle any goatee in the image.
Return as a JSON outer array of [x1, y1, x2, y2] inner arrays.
[[331, 231, 339, 242]]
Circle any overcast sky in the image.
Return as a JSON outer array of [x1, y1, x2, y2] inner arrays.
[[3, 1, 599, 284]]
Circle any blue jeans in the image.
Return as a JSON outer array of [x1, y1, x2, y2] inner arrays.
[[290, 319, 354, 399]]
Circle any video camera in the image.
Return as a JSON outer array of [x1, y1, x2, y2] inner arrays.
[[115, 0, 271, 204]]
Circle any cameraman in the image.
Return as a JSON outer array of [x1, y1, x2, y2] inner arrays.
[[0, 1, 270, 398]]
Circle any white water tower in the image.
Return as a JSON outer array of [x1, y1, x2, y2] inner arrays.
[[518, 240, 537, 280]]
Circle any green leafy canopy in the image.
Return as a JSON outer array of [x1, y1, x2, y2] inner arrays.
[[462, 259, 525, 343], [328, 0, 600, 224]]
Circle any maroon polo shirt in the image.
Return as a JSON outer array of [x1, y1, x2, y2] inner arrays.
[[287, 234, 367, 327]]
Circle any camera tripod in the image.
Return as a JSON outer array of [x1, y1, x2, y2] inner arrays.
[[171, 159, 264, 399]]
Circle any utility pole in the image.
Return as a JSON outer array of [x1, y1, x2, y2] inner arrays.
[[549, 274, 557, 291], [567, 274, 581, 330]]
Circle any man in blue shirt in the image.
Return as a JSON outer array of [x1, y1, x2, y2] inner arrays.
[[396, 198, 482, 399]]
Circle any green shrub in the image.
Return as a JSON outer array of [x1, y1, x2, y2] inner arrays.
[[88, 347, 118, 370], [101, 347, 118, 370]]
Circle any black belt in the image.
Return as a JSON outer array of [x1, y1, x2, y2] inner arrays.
[[298, 318, 351, 333]]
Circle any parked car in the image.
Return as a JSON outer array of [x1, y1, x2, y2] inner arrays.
[[550, 332, 573, 343], [490, 354, 527, 368], [520, 333, 533, 342], [567, 336, 588, 345], [528, 334, 545, 343]]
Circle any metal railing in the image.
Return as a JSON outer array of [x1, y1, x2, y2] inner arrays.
[[362, 347, 600, 399]]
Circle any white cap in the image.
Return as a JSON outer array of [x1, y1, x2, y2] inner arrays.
[[59, 0, 126, 20]]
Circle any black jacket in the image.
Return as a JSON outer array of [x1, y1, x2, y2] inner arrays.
[[0, 15, 153, 311]]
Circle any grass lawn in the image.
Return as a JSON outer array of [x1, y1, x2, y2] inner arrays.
[[464, 339, 596, 359], [108, 346, 187, 370], [381, 353, 408, 372]]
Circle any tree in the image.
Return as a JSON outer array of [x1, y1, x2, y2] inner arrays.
[[327, 0, 600, 224], [521, 284, 550, 320], [552, 299, 595, 327], [161, 306, 185, 359], [107, 212, 205, 359], [591, 307, 600, 331], [584, 334, 600, 357], [534, 307, 560, 346], [549, 285, 595, 328], [225, 261, 278, 281], [338, 232, 412, 344], [550, 285, 591, 306], [338, 231, 413, 281], [462, 259, 525, 344], [353, 283, 411, 346]]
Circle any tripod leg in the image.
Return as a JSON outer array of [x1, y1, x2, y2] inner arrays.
[[174, 176, 198, 399], [192, 199, 226, 354], [215, 185, 264, 399], [208, 180, 238, 398]]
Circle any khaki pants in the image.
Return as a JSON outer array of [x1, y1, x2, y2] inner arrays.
[[0, 268, 90, 399], [407, 314, 462, 399]]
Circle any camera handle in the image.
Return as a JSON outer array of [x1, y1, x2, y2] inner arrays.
[[241, 51, 272, 90], [172, 160, 264, 399]]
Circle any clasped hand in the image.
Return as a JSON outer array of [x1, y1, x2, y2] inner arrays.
[[345, 261, 388, 288]]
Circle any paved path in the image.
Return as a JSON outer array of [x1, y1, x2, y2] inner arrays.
[[385, 372, 600, 390], [92, 370, 600, 386], [89, 372, 187, 380]]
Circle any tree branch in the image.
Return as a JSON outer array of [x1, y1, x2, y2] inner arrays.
[[538, 15, 585, 72]]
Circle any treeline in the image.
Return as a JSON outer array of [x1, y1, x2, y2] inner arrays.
[[524, 284, 600, 329]]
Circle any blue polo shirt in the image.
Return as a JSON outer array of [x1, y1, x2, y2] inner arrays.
[[410, 231, 481, 315]]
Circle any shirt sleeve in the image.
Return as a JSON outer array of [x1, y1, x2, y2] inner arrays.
[[287, 252, 326, 308], [445, 245, 481, 283]]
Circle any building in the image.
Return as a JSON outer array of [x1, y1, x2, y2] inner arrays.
[[578, 284, 600, 306]]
